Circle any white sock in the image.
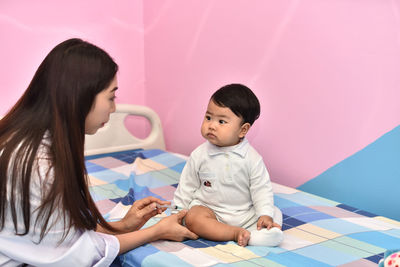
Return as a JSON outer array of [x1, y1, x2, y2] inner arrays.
[[248, 227, 283, 247]]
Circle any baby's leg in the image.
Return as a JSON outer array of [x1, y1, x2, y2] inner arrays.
[[185, 205, 250, 246], [248, 206, 284, 247]]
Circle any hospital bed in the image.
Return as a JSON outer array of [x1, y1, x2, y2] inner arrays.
[[85, 104, 400, 267]]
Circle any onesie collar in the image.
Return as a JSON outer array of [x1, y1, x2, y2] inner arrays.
[[207, 138, 249, 158]]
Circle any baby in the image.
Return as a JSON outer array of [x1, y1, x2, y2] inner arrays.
[[174, 84, 283, 246]]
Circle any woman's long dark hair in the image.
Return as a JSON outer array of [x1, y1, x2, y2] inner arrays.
[[0, 38, 118, 241]]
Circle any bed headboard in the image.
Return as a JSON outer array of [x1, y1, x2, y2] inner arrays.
[[84, 104, 166, 156]]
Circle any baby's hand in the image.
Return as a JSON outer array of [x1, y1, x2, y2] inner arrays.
[[257, 215, 278, 230]]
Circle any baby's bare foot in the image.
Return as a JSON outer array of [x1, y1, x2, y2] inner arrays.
[[235, 228, 250, 247]]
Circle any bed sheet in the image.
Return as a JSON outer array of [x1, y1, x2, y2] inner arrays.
[[85, 149, 400, 267]]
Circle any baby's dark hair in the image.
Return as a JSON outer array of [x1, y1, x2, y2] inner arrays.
[[211, 83, 260, 125]]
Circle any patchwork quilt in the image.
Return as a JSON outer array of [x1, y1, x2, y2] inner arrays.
[[85, 149, 400, 267]]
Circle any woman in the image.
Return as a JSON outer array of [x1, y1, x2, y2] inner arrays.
[[0, 38, 197, 266]]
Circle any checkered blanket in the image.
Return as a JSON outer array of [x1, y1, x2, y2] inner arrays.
[[86, 149, 400, 266]]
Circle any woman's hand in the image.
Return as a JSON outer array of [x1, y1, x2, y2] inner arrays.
[[155, 210, 199, 241], [120, 196, 170, 232], [116, 209, 198, 254]]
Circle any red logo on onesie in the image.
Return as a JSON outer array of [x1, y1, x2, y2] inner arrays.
[[203, 180, 212, 187]]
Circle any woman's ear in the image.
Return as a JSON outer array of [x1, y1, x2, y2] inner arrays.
[[239, 123, 251, 138]]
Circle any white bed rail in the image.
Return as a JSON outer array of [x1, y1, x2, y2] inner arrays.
[[84, 104, 166, 156]]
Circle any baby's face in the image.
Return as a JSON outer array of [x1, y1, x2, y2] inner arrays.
[[201, 100, 247, 147]]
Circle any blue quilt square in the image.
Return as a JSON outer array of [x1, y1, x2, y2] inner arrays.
[[134, 172, 170, 189], [355, 209, 377, 217], [85, 161, 108, 173], [349, 231, 400, 250], [247, 244, 286, 256], [150, 152, 186, 168], [170, 161, 186, 174], [295, 243, 359, 266], [365, 253, 384, 264], [282, 217, 306, 230], [119, 243, 159, 266], [295, 212, 334, 223], [183, 239, 211, 248], [282, 206, 334, 223], [113, 151, 143, 163], [140, 149, 165, 158], [311, 218, 369, 235], [385, 229, 400, 239], [281, 206, 317, 217], [265, 251, 332, 267], [201, 238, 228, 247], [85, 149, 143, 162], [337, 203, 357, 212], [274, 195, 301, 209], [279, 192, 336, 207], [337, 204, 377, 218], [110, 188, 135, 205], [113, 178, 132, 191], [143, 251, 193, 267]]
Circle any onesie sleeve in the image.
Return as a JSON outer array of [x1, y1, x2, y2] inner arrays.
[[249, 157, 274, 219], [173, 155, 200, 209]]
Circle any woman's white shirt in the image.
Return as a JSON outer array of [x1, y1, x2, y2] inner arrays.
[[0, 137, 119, 266]]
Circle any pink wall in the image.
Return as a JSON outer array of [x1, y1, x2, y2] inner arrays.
[[0, 0, 145, 112], [143, 0, 400, 187], [1, 1, 400, 188]]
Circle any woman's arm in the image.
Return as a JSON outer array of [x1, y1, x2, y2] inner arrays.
[[116, 210, 198, 254], [97, 196, 170, 234]]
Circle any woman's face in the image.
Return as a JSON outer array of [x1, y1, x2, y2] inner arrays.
[[85, 76, 118, 135]]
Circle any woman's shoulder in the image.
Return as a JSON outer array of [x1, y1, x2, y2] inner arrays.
[[37, 133, 52, 158], [33, 133, 54, 189]]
